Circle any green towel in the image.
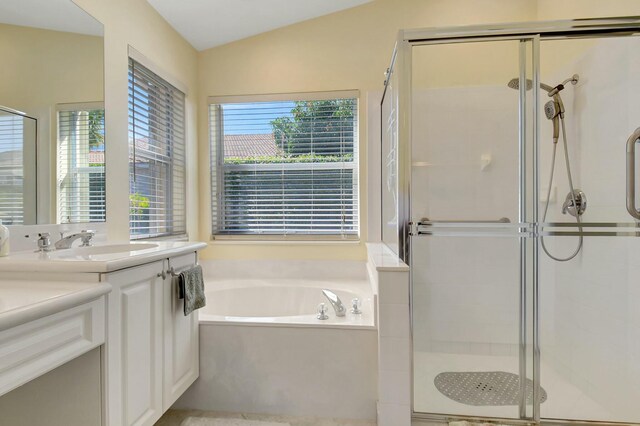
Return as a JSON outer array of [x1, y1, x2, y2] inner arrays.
[[178, 265, 206, 316]]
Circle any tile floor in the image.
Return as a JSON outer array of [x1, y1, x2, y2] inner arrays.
[[155, 410, 377, 426]]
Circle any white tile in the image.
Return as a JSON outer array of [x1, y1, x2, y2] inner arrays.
[[378, 271, 409, 305], [379, 336, 411, 372], [377, 403, 411, 426], [174, 325, 377, 420], [379, 369, 411, 405], [378, 303, 410, 338]]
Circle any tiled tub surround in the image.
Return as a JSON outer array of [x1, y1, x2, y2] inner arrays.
[[366, 243, 411, 426], [174, 259, 378, 421]]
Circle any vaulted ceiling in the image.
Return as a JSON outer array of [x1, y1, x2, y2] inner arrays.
[[146, 0, 373, 51]]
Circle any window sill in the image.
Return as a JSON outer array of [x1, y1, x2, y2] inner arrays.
[[131, 233, 189, 242], [209, 236, 361, 246]]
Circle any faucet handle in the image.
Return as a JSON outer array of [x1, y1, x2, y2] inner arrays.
[[317, 303, 329, 320], [36, 233, 53, 252], [351, 298, 362, 315], [80, 230, 95, 247]]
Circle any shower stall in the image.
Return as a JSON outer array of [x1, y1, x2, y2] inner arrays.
[[381, 17, 640, 425]]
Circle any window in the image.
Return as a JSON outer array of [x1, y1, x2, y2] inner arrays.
[[57, 104, 106, 224], [128, 58, 186, 239], [0, 112, 26, 225], [209, 92, 359, 239]]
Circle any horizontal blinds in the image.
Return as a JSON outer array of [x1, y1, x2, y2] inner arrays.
[[210, 98, 359, 236], [0, 113, 24, 225], [128, 58, 186, 239], [57, 108, 106, 224]]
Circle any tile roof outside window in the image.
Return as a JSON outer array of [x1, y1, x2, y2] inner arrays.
[[223, 133, 282, 158]]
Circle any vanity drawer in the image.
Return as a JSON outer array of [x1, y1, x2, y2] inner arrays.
[[0, 297, 106, 397]]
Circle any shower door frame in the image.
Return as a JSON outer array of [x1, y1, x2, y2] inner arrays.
[[389, 16, 640, 426]]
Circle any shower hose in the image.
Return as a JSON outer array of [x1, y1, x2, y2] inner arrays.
[[540, 116, 583, 262]]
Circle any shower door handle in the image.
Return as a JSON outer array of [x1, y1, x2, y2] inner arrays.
[[418, 217, 511, 225], [626, 127, 640, 220]]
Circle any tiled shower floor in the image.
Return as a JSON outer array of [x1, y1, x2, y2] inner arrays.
[[414, 351, 613, 422]]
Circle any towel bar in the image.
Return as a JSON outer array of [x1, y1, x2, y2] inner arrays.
[[156, 252, 199, 280]]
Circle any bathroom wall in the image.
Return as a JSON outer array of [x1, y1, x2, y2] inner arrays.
[[196, 0, 538, 260], [72, 0, 199, 242]]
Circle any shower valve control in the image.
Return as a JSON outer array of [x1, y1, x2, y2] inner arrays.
[[562, 189, 587, 217]]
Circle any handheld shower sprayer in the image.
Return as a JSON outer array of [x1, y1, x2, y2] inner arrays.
[[507, 73, 585, 262], [544, 100, 561, 143], [508, 75, 578, 144]]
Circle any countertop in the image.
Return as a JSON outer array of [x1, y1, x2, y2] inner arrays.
[[0, 241, 207, 273], [0, 280, 112, 331]]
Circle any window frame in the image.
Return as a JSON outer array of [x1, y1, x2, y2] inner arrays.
[[208, 90, 360, 242], [55, 101, 106, 225], [128, 56, 187, 240]]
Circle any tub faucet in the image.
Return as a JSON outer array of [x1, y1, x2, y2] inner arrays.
[[55, 230, 95, 250], [322, 289, 346, 317]]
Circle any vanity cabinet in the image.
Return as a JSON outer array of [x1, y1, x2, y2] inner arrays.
[[163, 253, 199, 409], [104, 261, 164, 426], [102, 252, 200, 426]]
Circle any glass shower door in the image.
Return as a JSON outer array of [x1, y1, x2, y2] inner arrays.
[[537, 34, 640, 424], [409, 38, 538, 421]]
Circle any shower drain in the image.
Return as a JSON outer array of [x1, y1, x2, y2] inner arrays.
[[434, 371, 547, 406]]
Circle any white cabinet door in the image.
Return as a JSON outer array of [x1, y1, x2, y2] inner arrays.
[[163, 253, 199, 409], [106, 261, 164, 426]]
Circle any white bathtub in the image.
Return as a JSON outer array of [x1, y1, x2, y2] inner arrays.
[[199, 278, 375, 329], [175, 260, 378, 420]]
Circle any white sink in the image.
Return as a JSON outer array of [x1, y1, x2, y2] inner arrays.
[[52, 243, 159, 258], [0, 241, 207, 273]]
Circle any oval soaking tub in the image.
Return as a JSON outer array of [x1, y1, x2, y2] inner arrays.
[[198, 278, 375, 328]]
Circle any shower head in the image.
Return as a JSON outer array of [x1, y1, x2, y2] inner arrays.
[[544, 100, 561, 143], [507, 78, 555, 93], [544, 100, 559, 120]]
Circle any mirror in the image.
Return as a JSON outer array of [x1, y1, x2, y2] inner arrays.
[[0, 0, 105, 225]]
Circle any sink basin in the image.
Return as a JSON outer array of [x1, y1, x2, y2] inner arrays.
[[0, 241, 207, 273], [52, 243, 159, 258]]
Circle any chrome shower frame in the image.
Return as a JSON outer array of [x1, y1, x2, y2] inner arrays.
[[383, 16, 640, 426]]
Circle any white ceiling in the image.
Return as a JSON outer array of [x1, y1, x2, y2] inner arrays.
[[0, 0, 102, 36], [147, 0, 373, 51]]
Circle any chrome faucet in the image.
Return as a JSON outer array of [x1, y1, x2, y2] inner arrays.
[[55, 230, 95, 250], [322, 289, 346, 317]]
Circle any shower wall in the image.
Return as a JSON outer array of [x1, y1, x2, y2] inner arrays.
[[539, 36, 640, 418], [412, 85, 520, 355]]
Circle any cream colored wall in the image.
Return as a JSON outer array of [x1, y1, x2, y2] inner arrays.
[[536, 0, 640, 20], [0, 24, 103, 112], [196, 0, 538, 260], [72, 0, 199, 242], [66, 0, 640, 257], [0, 23, 103, 224]]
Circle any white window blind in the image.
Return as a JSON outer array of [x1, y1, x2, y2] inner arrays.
[[0, 113, 25, 225], [57, 106, 106, 224], [210, 95, 359, 238], [128, 58, 186, 239]]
